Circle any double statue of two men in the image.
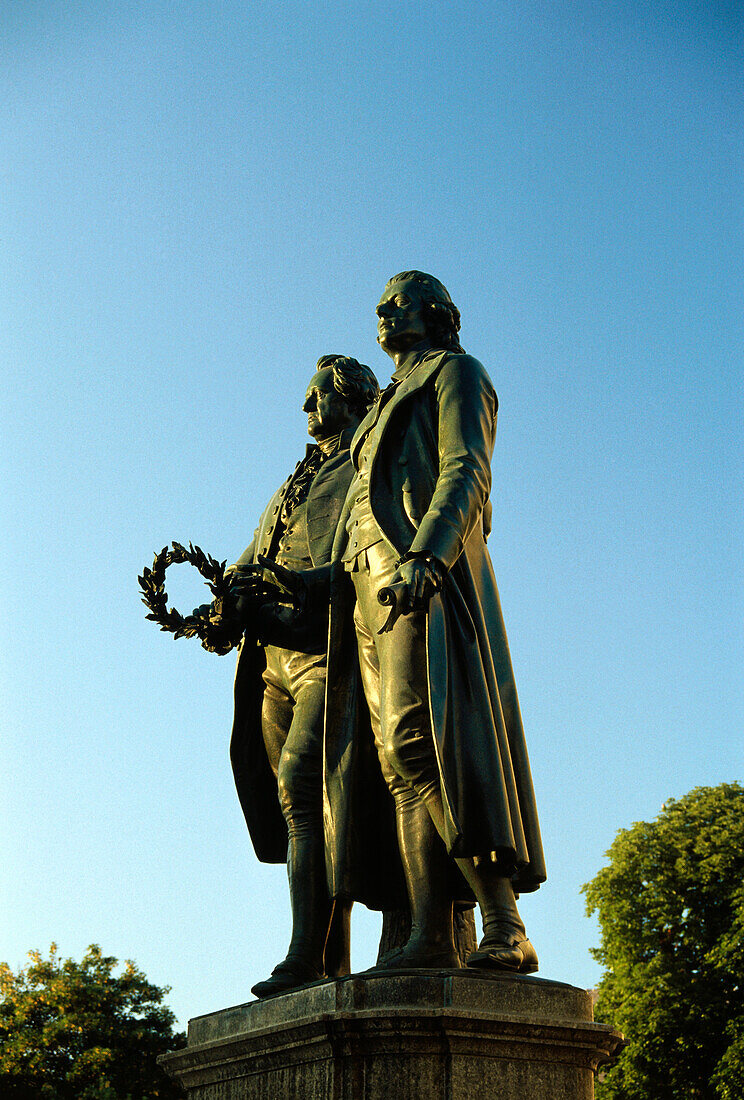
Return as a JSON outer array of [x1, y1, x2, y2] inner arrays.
[[212, 271, 546, 998]]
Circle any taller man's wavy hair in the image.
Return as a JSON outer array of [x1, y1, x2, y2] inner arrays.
[[315, 355, 380, 417], [386, 270, 465, 353]]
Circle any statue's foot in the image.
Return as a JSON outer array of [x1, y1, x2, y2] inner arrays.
[[251, 956, 324, 999], [372, 941, 461, 971], [467, 930, 538, 974]]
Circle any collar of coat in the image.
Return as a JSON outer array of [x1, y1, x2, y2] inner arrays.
[[303, 424, 356, 461], [350, 348, 449, 467]]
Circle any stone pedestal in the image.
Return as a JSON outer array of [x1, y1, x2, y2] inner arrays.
[[161, 970, 622, 1099]]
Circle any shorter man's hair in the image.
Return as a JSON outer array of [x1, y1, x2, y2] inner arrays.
[[316, 355, 380, 417], [386, 270, 465, 353]]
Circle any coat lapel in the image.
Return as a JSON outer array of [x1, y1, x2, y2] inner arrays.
[[305, 432, 356, 566], [351, 350, 448, 467], [350, 404, 379, 466], [366, 350, 448, 473]]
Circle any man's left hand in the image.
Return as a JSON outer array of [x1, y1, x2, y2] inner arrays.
[[388, 556, 442, 614]]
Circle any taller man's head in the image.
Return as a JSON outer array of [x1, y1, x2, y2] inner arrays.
[[303, 355, 379, 441], [376, 271, 464, 358]]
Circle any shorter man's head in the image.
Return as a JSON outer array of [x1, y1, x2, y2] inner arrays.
[[376, 271, 464, 356], [303, 356, 379, 441]]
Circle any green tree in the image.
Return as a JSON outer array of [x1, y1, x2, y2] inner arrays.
[[584, 783, 744, 1099], [0, 943, 185, 1099]]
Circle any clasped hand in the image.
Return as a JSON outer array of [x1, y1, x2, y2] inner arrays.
[[231, 559, 306, 619], [192, 564, 293, 627]]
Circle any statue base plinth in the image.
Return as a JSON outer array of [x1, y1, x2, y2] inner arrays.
[[160, 970, 622, 1099]]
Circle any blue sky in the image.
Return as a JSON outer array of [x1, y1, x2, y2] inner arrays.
[[1, 1, 741, 1028]]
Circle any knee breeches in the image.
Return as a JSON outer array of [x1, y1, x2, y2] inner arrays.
[[348, 544, 441, 807], [261, 644, 326, 832]]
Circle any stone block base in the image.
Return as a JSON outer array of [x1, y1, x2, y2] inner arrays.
[[161, 970, 622, 1099]]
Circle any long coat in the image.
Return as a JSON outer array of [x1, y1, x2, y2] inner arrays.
[[323, 349, 546, 909], [229, 435, 393, 865]]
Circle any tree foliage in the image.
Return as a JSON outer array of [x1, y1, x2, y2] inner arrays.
[[0, 944, 185, 1099], [584, 783, 744, 1099]]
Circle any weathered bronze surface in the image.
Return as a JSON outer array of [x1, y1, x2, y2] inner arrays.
[[318, 272, 546, 973], [224, 356, 380, 997], [144, 273, 544, 997]]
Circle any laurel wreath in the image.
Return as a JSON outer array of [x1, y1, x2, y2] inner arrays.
[[138, 541, 243, 656]]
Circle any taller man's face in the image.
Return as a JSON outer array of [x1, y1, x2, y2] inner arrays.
[[376, 279, 429, 356], [302, 367, 354, 441]]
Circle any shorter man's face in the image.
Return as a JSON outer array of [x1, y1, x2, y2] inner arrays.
[[376, 279, 429, 355], [302, 367, 354, 441]]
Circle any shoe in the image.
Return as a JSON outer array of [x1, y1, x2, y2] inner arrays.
[[370, 943, 461, 971], [251, 956, 324, 999], [467, 932, 538, 974]]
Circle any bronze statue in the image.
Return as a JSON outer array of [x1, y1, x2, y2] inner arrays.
[[270, 272, 545, 972], [224, 355, 380, 997], [144, 274, 544, 991]]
